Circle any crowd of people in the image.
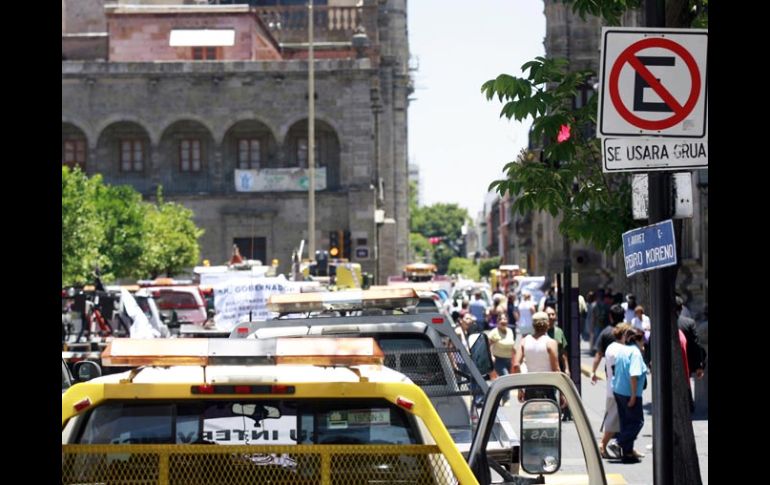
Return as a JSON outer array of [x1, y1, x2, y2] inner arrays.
[[451, 284, 707, 465]]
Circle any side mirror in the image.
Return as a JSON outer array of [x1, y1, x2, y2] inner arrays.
[[73, 361, 102, 383], [470, 333, 494, 376], [520, 399, 561, 475]]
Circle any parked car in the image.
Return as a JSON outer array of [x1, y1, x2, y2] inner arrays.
[[148, 285, 207, 326]]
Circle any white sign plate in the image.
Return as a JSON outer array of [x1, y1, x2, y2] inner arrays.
[[603, 137, 707, 172]]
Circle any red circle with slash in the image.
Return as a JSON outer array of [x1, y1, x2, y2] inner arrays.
[[609, 37, 700, 131]]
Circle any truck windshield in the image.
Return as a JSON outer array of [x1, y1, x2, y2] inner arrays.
[[77, 399, 419, 446]]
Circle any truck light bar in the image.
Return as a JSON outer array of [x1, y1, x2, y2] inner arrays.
[[101, 337, 384, 368], [275, 337, 384, 365], [267, 288, 419, 313], [370, 283, 443, 292], [137, 278, 194, 287]]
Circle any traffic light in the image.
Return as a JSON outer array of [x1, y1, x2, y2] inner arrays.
[[329, 230, 341, 257], [343, 230, 352, 259]]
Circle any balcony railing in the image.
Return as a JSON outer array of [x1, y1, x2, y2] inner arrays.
[[255, 5, 378, 45]]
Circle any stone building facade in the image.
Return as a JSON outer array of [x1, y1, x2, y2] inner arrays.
[[62, 0, 411, 282]]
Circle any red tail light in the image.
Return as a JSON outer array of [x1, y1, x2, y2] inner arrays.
[[73, 398, 92, 412], [237, 327, 249, 334], [396, 396, 414, 411], [194, 385, 214, 394], [431, 317, 444, 324]]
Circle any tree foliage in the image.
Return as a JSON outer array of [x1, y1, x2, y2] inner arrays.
[[408, 180, 474, 273], [410, 202, 471, 273], [411, 203, 468, 241], [483, 55, 635, 253], [409, 232, 432, 262], [478, 257, 501, 279], [137, 187, 204, 278], [61, 172, 203, 285], [62, 167, 107, 285], [94, 184, 146, 281], [447, 257, 480, 281]]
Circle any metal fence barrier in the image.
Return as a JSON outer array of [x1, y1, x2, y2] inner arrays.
[[62, 444, 458, 485]]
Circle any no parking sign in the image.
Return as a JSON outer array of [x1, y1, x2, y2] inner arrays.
[[597, 28, 708, 139]]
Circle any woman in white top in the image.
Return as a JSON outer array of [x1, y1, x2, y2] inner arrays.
[[513, 311, 559, 402], [592, 322, 631, 458]]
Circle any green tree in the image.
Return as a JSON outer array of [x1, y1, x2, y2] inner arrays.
[[94, 184, 147, 281], [411, 203, 468, 242], [62, 166, 107, 285], [411, 202, 470, 273], [447, 257, 480, 281], [478, 257, 501, 279], [138, 187, 204, 278], [483, 56, 634, 252], [409, 232, 432, 262]]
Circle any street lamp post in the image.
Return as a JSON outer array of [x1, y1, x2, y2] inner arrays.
[[307, 1, 316, 256]]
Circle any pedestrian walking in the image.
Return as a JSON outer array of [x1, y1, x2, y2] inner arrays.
[[591, 320, 632, 459], [545, 307, 569, 375], [488, 313, 516, 405], [621, 294, 637, 323], [514, 311, 560, 403], [468, 291, 488, 334], [515, 291, 536, 338], [608, 327, 648, 463]]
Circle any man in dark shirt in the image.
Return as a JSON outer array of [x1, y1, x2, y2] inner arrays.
[[590, 290, 612, 354], [545, 306, 569, 375], [591, 304, 626, 376]]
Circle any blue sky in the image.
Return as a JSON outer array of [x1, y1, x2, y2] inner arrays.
[[407, 0, 546, 217]]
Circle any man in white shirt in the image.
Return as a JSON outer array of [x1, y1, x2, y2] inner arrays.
[[621, 294, 637, 323], [631, 305, 651, 333]]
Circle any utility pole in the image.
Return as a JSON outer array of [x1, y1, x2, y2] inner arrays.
[[645, 1, 674, 484], [307, 0, 316, 256]]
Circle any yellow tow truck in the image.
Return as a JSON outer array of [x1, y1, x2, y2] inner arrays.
[[62, 337, 618, 484]]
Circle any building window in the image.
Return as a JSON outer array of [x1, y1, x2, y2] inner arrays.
[[192, 47, 218, 60], [62, 139, 86, 169], [120, 140, 144, 172], [179, 139, 202, 172], [238, 139, 261, 169], [233, 237, 266, 264], [297, 138, 320, 168]]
